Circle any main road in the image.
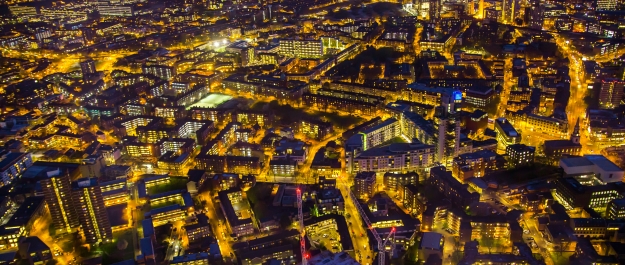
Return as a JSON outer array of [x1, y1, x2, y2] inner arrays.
[[199, 192, 235, 263], [553, 34, 592, 154]]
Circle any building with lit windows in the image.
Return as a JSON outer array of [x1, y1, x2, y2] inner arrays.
[[136, 126, 173, 144], [508, 111, 569, 138], [528, 0, 544, 30], [348, 118, 401, 152], [142, 64, 176, 80], [72, 178, 112, 244], [269, 159, 298, 177], [428, 166, 480, 208], [607, 198, 625, 219], [278, 39, 323, 59], [347, 143, 435, 173], [598, 79, 625, 109], [505, 144, 535, 167], [559, 155, 624, 183], [218, 188, 254, 237], [302, 93, 380, 116], [145, 204, 187, 227], [543, 119, 582, 163], [157, 152, 191, 173], [222, 74, 309, 101], [570, 218, 607, 239], [175, 120, 213, 144], [239, 245, 294, 265], [157, 138, 196, 157], [100, 179, 128, 206], [464, 87, 495, 108], [459, 215, 520, 243], [554, 177, 625, 209], [154, 106, 186, 119], [451, 150, 507, 180], [586, 109, 625, 143], [124, 142, 154, 157], [0, 196, 45, 250], [404, 84, 461, 109], [115, 116, 161, 137], [329, 81, 403, 99], [354, 172, 376, 200], [0, 152, 33, 186], [97, 4, 134, 16], [494, 118, 521, 151], [190, 107, 232, 124], [596, 0, 617, 10], [383, 172, 418, 193], [296, 118, 333, 140], [28, 133, 84, 149], [402, 184, 424, 216], [233, 110, 273, 128], [195, 155, 261, 175], [40, 167, 80, 234], [8, 5, 38, 17], [316, 88, 385, 105]]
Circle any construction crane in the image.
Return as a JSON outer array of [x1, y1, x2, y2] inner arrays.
[[296, 187, 308, 265], [338, 176, 395, 265]]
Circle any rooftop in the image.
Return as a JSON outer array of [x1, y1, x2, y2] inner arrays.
[[420, 232, 443, 250]]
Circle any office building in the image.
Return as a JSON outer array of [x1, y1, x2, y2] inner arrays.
[[40, 170, 80, 233], [607, 198, 625, 219], [278, 39, 323, 59], [354, 172, 376, 200], [598, 79, 625, 109], [554, 177, 625, 209], [559, 155, 624, 183], [494, 118, 521, 151], [72, 178, 113, 244], [506, 144, 535, 167]]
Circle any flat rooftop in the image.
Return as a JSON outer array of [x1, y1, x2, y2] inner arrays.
[[420, 232, 443, 250]]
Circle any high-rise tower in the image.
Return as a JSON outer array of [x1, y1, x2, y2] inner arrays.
[[72, 178, 112, 243], [41, 170, 80, 233]]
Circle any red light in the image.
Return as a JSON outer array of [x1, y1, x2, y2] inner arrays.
[[305, 253, 310, 259], [391, 227, 396, 232], [296, 188, 301, 192]]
